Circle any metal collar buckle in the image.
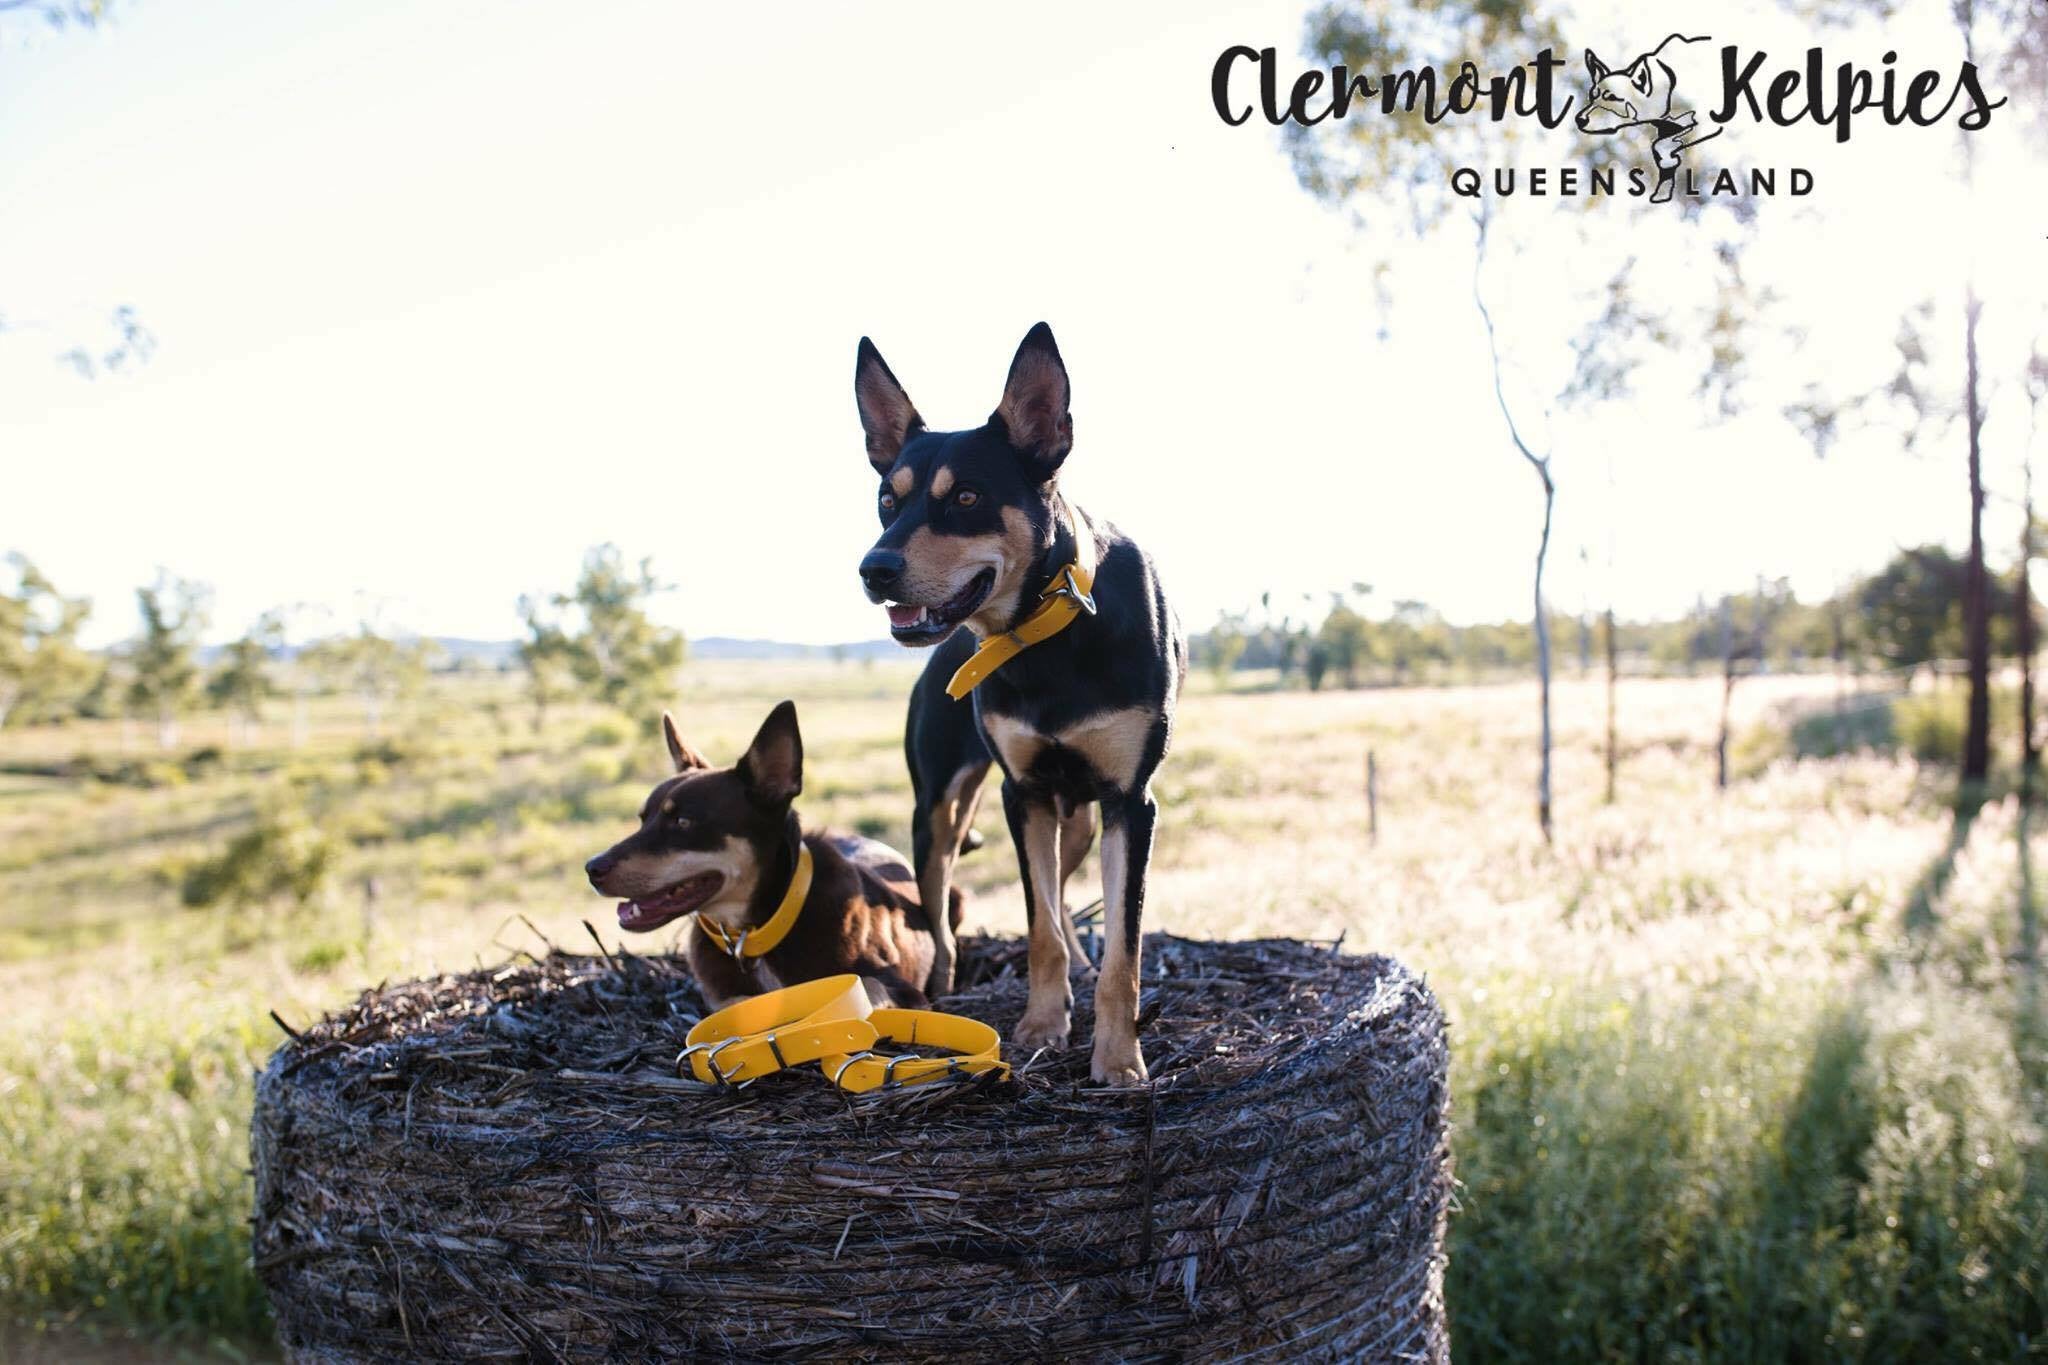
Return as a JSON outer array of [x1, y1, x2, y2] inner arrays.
[[676, 1034, 752, 1086]]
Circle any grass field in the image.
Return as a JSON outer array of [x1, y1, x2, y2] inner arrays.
[[2, 663, 2043, 1360]]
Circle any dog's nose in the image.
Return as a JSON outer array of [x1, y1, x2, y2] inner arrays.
[[585, 853, 618, 887], [859, 549, 905, 597]]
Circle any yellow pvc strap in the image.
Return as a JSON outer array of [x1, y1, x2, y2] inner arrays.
[[680, 974, 876, 1084], [944, 560, 1096, 700], [697, 844, 813, 958], [822, 1007, 1010, 1094]]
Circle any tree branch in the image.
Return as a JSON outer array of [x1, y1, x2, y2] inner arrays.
[[1471, 205, 1554, 495]]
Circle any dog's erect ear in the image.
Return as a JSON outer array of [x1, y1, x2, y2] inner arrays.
[[855, 338, 924, 474], [737, 700, 803, 805], [1584, 49, 1609, 82], [1625, 56, 1654, 95], [993, 322, 1073, 479], [661, 711, 709, 774]]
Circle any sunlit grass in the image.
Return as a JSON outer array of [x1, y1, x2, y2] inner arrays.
[[2, 663, 2044, 1359]]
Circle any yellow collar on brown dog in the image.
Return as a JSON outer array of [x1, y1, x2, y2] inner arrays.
[[944, 557, 1098, 700], [696, 843, 813, 959]]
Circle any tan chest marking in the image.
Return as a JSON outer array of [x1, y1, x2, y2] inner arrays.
[[1057, 706, 1157, 791], [983, 706, 1157, 791]]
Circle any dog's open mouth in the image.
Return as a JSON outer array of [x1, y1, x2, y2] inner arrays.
[[616, 871, 723, 932], [884, 569, 994, 644]]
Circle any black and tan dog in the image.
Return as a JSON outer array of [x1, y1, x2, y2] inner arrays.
[[906, 629, 1098, 1003], [854, 323, 1185, 1084], [585, 701, 954, 1010]]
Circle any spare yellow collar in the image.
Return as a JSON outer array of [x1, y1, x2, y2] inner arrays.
[[945, 554, 1097, 700], [676, 979, 1010, 1092], [696, 843, 812, 959], [679, 973, 874, 1085], [823, 1007, 1009, 1093]]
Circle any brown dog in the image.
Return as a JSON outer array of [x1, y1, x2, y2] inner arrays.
[[585, 701, 957, 1009]]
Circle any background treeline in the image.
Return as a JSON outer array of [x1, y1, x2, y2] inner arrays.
[[0, 545, 682, 745], [3, 540, 2004, 743], [1191, 544, 2015, 689]]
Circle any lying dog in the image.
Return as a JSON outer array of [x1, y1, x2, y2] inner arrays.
[[585, 702, 955, 1009], [854, 323, 1185, 1084]]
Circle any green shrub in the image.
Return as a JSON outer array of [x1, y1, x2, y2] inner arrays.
[[179, 811, 335, 910], [581, 717, 632, 747]]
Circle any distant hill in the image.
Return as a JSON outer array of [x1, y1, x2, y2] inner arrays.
[[194, 635, 904, 668], [687, 636, 904, 662]]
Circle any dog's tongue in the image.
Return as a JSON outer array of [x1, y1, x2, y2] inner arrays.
[[887, 603, 927, 628]]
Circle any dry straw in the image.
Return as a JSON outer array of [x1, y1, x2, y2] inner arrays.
[[253, 933, 1451, 1362]]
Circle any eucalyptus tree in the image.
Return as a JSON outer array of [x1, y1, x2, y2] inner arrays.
[[1278, 1, 1758, 837], [126, 572, 211, 749]]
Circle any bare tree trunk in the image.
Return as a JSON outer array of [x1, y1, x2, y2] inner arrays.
[[2023, 447, 2038, 804], [1533, 485, 1555, 838], [1604, 603, 1619, 804], [1473, 206, 1555, 843], [1832, 600, 1849, 755], [1963, 284, 1991, 787], [1717, 596, 1734, 791]]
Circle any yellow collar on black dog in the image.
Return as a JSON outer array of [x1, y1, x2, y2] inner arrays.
[[944, 556, 1098, 700]]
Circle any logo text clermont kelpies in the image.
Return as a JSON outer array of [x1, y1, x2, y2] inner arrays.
[[1212, 36, 2005, 205]]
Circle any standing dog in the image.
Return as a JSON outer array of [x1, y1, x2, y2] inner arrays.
[[853, 323, 1185, 1084], [905, 628, 1098, 1003], [585, 701, 955, 1010]]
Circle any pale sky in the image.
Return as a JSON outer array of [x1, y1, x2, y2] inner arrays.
[[3, 0, 2042, 648]]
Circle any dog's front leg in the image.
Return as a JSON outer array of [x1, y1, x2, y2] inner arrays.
[[916, 764, 985, 998], [1091, 788, 1154, 1085], [1002, 778, 1072, 1052]]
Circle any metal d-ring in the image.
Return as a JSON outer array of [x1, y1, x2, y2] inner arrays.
[[1046, 568, 1096, 616], [726, 926, 751, 960], [830, 1051, 876, 1086]]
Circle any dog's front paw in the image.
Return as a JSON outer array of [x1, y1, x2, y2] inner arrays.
[[1011, 1008, 1072, 1053], [1090, 1040, 1149, 1088]]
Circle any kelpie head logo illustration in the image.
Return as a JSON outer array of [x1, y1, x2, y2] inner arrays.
[[1575, 33, 1724, 204]]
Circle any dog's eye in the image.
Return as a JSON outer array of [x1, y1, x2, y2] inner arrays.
[[672, 814, 691, 830], [879, 492, 896, 512], [954, 488, 979, 508]]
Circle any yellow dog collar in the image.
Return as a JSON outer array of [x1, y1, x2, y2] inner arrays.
[[944, 559, 1097, 700], [823, 1007, 1010, 1093], [678, 973, 876, 1085], [696, 844, 812, 959]]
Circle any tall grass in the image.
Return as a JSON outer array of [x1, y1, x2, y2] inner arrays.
[[3, 667, 2045, 1359]]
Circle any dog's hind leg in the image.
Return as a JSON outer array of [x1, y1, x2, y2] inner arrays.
[[1003, 779, 1073, 1053], [915, 761, 987, 998], [1091, 788, 1155, 1085], [1057, 801, 1098, 972]]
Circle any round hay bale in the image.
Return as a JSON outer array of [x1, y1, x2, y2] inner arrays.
[[253, 934, 1451, 1362]]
